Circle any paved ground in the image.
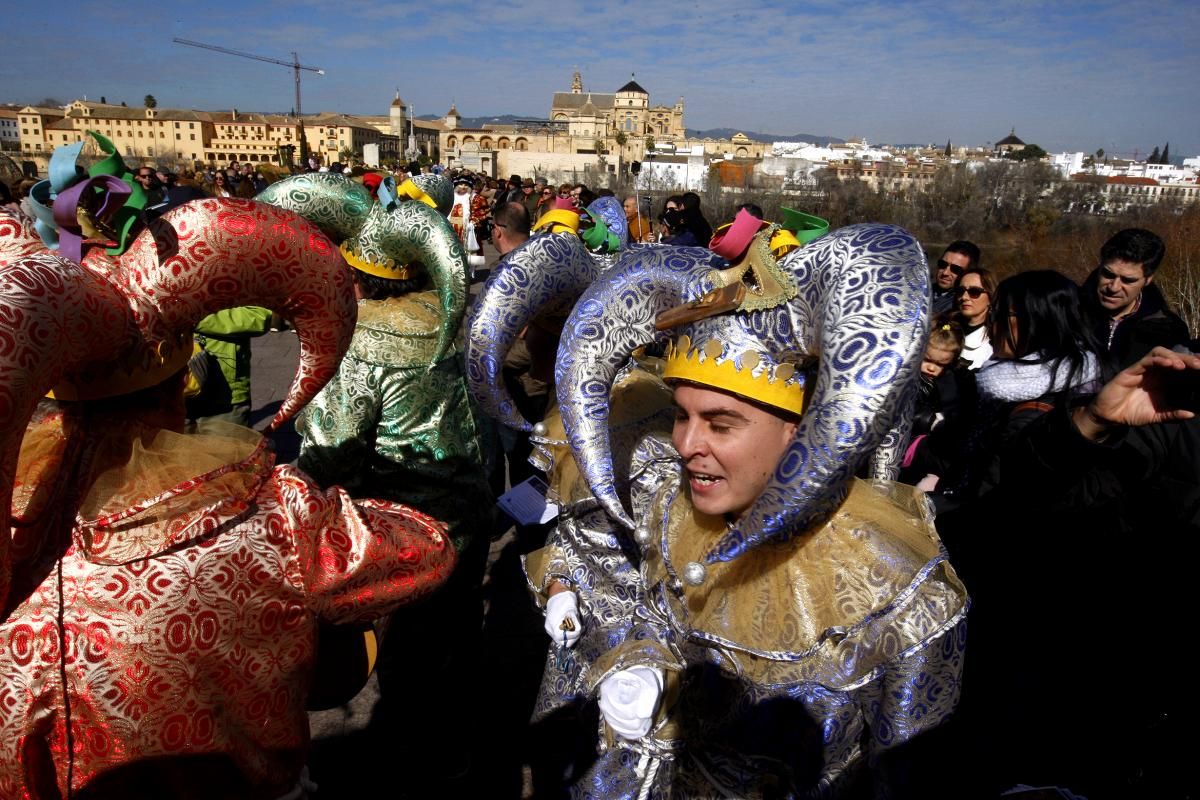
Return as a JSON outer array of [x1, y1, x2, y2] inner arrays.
[[247, 240, 556, 797]]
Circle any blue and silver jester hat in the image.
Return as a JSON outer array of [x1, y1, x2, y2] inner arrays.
[[555, 222, 931, 566]]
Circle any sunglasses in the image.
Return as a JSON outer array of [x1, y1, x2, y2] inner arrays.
[[541, 190, 553, 196], [937, 259, 966, 276], [953, 286, 987, 298]]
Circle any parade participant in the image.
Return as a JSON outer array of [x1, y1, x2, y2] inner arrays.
[[448, 175, 489, 269], [547, 221, 967, 797], [262, 172, 492, 787], [0, 199, 454, 799]]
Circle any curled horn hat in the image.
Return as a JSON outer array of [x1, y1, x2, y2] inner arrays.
[[467, 218, 720, 436], [257, 173, 468, 367], [0, 197, 357, 607], [556, 223, 930, 557]]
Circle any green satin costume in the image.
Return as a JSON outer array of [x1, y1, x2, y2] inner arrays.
[[296, 290, 492, 551]]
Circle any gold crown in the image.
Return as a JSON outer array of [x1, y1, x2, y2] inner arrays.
[[662, 334, 805, 415], [48, 335, 193, 402], [340, 240, 419, 281]]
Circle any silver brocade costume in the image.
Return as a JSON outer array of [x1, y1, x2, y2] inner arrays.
[[523, 366, 676, 718], [295, 290, 492, 551], [525, 383, 967, 799]]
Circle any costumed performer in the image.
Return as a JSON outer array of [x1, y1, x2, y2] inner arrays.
[[545, 214, 967, 797], [257, 172, 494, 788], [0, 195, 454, 799]]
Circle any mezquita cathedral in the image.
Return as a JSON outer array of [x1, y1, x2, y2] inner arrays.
[[439, 71, 764, 177]]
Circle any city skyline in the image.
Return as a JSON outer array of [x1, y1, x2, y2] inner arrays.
[[3, 0, 1197, 160]]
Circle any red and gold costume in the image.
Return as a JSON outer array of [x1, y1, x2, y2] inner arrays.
[[2, 414, 451, 798], [0, 184, 455, 797]]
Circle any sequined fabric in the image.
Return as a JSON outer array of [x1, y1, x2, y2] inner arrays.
[[295, 291, 492, 551], [571, 436, 967, 799], [0, 411, 454, 798]]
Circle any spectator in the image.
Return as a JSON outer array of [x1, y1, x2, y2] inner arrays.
[[679, 190, 713, 243], [954, 266, 996, 369], [957, 269, 1104, 501], [492, 201, 530, 256], [534, 183, 556, 223], [624, 195, 652, 242], [944, 344, 1200, 796], [901, 317, 970, 489], [932, 240, 981, 316], [658, 207, 698, 246], [1081, 227, 1189, 368]]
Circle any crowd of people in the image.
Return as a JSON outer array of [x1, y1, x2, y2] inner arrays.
[[0, 140, 1197, 800]]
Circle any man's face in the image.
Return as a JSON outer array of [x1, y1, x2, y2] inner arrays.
[[672, 383, 797, 519], [522, 184, 534, 195], [135, 169, 159, 190], [935, 251, 970, 290], [1096, 259, 1150, 317], [623, 197, 638, 218]]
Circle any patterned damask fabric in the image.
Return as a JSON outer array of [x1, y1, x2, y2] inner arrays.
[[0, 410, 454, 798], [296, 292, 493, 551], [523, 367, 677, 720], [569, 436, 968, 799]]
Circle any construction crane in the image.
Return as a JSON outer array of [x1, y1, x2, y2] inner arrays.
[[172, 38, 324, 117]]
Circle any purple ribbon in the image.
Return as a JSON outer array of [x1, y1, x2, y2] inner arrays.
[[52, 176, 132, 265]]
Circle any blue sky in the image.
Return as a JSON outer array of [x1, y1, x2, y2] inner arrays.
[[3, 0, 1197, 158]]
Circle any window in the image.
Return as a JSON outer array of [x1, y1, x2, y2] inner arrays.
[[176, 133, 181, 140], [190, 134, 195, 141], [174, 122, 180, 128], [189, 122, 195, 130]]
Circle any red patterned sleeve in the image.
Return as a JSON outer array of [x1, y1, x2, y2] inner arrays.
[[272, 465, 456, 623], [471, 194, 490, 225]]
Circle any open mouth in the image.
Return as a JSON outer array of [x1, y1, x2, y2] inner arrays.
[[689, 471, 724, 490]]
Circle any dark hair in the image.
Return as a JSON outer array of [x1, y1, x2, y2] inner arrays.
[[661, 195, 683, 216], [577, 188, 596, 208], [678, 192, 712, 242], [990, 269, 1104, 392], [354, 269, 424, 300], [658, 207, 687, 234], [1099, 228, 1165, 276], [943, 240, 981, 269], [494, 201, 530, 236], [0, 182, 14, 204], [596, 188, 615, 198], [736, 202, 764, 219]]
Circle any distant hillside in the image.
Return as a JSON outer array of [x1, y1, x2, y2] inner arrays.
[[687, 128, 845, 145], [417, 114, 845, 144]]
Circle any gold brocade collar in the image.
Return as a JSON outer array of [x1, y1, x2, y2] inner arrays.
[[645, 477, 967, 685], [14, 413, 272, 565], [350, 291, 459, 367]]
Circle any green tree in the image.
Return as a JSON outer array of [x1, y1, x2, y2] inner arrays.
[[944, 139, 951, 158], [1161, 142, 1170, 165], [1095, 148, 1105, 162], [1004, 143, 1048, 162], [614, 131, 628, 147], [1148, 145, 1160, 164], [144, 94, 157, 109]]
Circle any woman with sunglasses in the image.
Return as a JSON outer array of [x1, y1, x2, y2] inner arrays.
[[954, 266, 997, 370]]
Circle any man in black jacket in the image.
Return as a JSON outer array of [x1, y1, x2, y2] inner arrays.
[[1082, 228, 1189, 368]]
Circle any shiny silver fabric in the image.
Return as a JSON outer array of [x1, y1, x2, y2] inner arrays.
[[556, 224, 930, 557]]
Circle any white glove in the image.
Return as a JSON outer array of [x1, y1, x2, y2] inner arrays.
[[544, 591, 582, 648], [598, 666, 663, 740]]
